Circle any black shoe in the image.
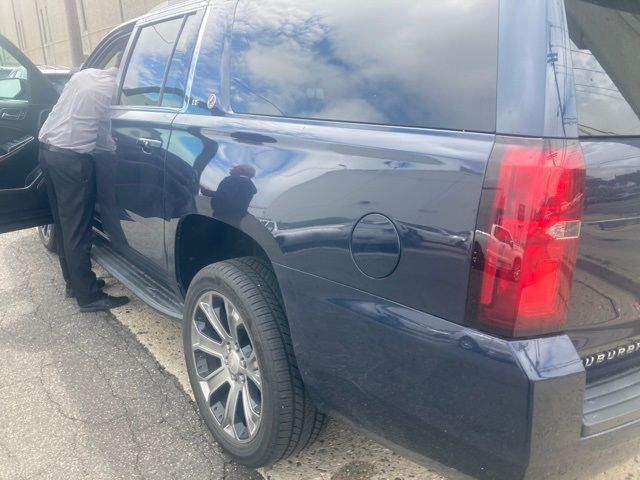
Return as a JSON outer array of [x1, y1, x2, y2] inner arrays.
[[65, 279, 106, 298], [79, 294, 129, 312]]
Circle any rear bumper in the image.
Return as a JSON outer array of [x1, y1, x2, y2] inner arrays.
[[526, 414, 640, 480], [526, 364, 640, 479], [511, 336, 640, 479], [276, 265, 640, 480]]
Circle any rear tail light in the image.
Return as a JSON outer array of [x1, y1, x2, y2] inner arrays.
[[467, 137, 586, 337]]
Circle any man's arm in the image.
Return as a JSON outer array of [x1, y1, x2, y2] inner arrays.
[[81, 88, 113, 153]]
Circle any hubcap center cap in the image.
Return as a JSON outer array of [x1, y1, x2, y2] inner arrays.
[[228, 351, 241, 375]]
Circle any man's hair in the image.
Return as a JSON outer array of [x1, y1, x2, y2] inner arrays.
[[230, 164, 256, 178]]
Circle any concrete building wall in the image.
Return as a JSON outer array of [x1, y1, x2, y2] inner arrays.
[[0, 0, 165, 67], [0, 1, 19, 49]]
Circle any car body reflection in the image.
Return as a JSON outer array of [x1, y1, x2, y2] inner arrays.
[[201, 164, 257, 221], [473, 224, 523, 281]]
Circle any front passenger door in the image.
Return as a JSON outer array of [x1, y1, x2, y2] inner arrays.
[[0, 36, 58, 233]]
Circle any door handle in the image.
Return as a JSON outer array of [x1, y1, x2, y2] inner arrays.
[[136, 137, 162, 154], [1, 109, 26, 121]]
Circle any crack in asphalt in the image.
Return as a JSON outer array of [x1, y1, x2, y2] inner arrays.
[[38, 360, 128, 426]]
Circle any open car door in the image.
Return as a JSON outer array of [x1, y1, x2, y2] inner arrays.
[[0, 35, 58, 233]]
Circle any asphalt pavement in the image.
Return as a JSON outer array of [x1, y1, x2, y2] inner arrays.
[[0, 230, 260, 480], [1, 229, 640, 480]]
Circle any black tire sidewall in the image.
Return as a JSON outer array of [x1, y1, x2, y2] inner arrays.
[[38, 224, 57, 252], [183, 264, 288, 466]]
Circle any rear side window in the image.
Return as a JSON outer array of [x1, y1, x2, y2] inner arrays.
[[162, 11, 204, 108], [229, 0, 499, 132], [120, 12, 203, 108], [566, 0, 640, 136]]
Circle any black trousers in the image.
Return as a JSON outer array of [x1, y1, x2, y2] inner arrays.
[[39, 146, 101, 305]]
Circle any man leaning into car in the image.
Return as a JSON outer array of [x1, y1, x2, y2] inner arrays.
[[38, 62, 129, 312]]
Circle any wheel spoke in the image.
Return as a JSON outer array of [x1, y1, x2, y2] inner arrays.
[[244, 348, 258, 368], [203, 367, 230, 399], [224, 298, 242, 340], [199, 295, 230, 342], [242, 382, 260, 435], [192, 322, 225, 358], [245, 367, 261, 390], [222, 383, 242, 437], [243, 348, 261, 389]]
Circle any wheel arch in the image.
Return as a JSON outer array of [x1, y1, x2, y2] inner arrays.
[[174, 214, 281, 297], [174, 214, 319, 401]]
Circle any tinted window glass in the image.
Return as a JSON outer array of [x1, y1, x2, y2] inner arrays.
[[566, 0, 640, 136], [120, 17, 183, 107], [229, 0, 499, 132], [162, 11, 204, 108], [188, 12, 225, 114]]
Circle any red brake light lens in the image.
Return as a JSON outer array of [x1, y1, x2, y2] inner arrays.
[[467, 138, 586, 337]]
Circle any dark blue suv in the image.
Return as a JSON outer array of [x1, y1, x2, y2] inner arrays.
[[1, 0, 640, 478]]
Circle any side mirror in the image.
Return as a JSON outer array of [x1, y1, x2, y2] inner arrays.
[[0, 77, 27, 101]]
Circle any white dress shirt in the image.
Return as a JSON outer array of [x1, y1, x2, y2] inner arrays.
[[39, 68, 118, 154]]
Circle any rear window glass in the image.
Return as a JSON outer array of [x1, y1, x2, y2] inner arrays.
[[566, 0, 640, 136], [229, 0, 499, 132]]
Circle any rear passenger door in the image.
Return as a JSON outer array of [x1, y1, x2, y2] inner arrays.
[[101, 9, 204, 275]]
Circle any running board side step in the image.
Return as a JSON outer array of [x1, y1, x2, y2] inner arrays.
[[91, 238, 184, 321]]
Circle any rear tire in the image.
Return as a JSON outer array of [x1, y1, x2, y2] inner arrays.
[[37, 224, 57, 253], [183, 256, 326, 467]]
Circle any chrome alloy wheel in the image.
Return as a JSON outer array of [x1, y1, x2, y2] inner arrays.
[[191, 291, 262, 442]]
